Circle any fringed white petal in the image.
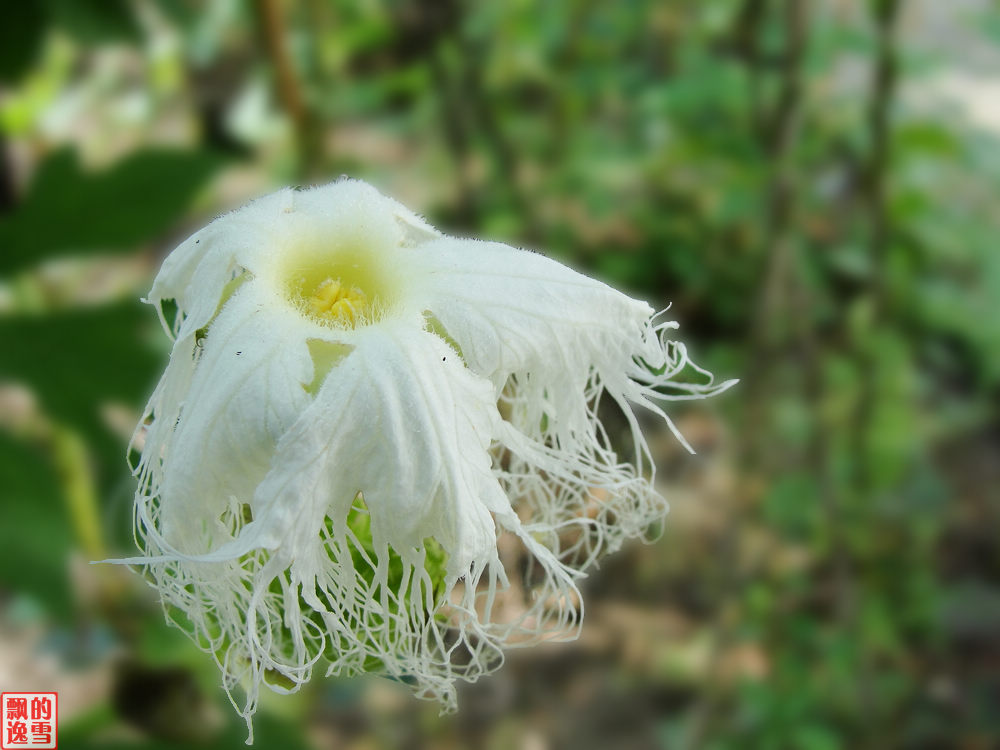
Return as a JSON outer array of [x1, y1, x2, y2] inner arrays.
[[149, 179, 435, 328], [114, 180, 734, 741], [140, 283, 315, 556], [418, 237, 736, 569], [416, 237, 653, 381], [252, 321, 502, 575], [129, 316, 584, 733]]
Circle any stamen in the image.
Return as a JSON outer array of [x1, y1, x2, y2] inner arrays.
[[306, 278, 368, 326]]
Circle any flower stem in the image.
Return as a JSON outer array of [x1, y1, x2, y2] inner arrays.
[[254, 0, 324, 179], [51, 424, 106, 562]]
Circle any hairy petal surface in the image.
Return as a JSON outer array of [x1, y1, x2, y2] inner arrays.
[[146, 283, 314, 555], [114, 179, 734, 740], [252, 321, 503, 575], [417, 237, 652, 381], [418, 237, 735, 567]]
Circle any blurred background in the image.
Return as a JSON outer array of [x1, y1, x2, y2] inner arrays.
[[1, 0, 998, 748]]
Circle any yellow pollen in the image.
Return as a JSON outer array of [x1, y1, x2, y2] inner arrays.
[[307, 278, 368, 325]]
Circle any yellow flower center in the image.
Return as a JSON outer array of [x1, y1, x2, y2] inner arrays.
[[283, 244, 388, 328], [307, 278, 368, 325]]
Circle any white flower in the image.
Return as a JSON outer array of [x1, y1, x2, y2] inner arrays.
[[118, 179, 734, 739]]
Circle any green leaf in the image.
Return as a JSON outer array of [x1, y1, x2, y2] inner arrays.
[[0, 2, 46, 83], [150, 0, 201, 29], [0, 0, 142, 85], [46, 0, 141, 44], [762, 473, 821, 539], [791, 724, 842, 750], [0, 431, 74, 619], [894, 122, 960, 159], [0, 147, 227, 275], [0, 300, 163, 436], [59, 707, 314, 750]]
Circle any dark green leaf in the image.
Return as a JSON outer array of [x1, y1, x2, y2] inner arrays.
[[0, 147, 227, 275], [59, 707, 313, 750], [0, 2, 46, 83], [150, 0, 201, 29], [0, 300, 163, 436], [45, 0, 140, 44], [0, 431, 74, 619]]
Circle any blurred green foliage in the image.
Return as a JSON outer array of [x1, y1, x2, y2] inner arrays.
[[1, 1, 999, 749], [0, 148, 227, 274], [0, 431, 73, 619]]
